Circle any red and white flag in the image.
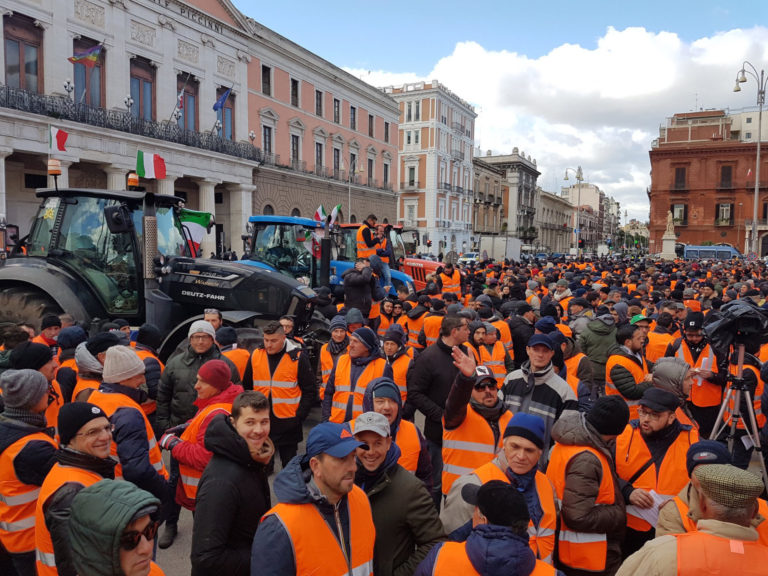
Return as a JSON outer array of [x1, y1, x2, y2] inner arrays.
[[49, 126, 68, 152]]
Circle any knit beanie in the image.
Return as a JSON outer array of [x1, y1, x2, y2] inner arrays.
[[10, 341, 54, 371], [136, 323, 163, 351], [371, 379, 401, 403], [586, 395, 630, 435], [59, 402, 108, 446], [534, 317, 556, 334], [188, 320, 215, 339], [382, 323, 406, 347], [102, 346, 145, 383], [686, 440, 731, 477], [41, 314, 62, 330], [86, 332, 121, 356], [197, 359, 231, 391], [351, 327, 378, 352], [329, 315, 348, 332], [57, 326, 88, 350], [0, 369, 49, 410], [345, 308, 365, 326], [215, 326, 238, 347], [503, 413, 545, 449]]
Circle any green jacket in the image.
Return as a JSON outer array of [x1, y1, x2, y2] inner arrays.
[[577, 316, 618, 385]]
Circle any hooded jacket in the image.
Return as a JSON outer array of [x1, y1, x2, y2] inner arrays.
[[507, 315, 535, 370], [577, 315, 618, 385], [343, 265, 377, 316], [191, 413, 273, 576]]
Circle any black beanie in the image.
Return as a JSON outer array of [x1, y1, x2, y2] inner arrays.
[[136, 323, 163, 351], [86, 332, 121, 356], [10, 341, 54, 371], [586, 396, 630, 435], [59, 402, 108, 446], [41, 314, 62, 330]]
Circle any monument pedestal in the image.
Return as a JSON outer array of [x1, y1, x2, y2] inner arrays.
[[660, 232, 677, 260]]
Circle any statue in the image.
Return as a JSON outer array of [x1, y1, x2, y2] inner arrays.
[[665, 210, 675, 234]]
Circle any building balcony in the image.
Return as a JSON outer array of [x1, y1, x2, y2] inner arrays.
[[451, 148, 465, 161], [441, 182, 453, 192], [671, 183, 689, 192], [745, 219, 768, 230], [401, 181, 420, 190], [451, 121, 464, 133], [714, 218, 734, 227], [716, 182, 736, 191]]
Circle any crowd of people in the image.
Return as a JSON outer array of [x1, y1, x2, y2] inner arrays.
[[2, 215, 768, 576]]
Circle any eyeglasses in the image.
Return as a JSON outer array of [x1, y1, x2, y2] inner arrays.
[[120, 520, 160, 551], [474, 381, 498, 391], [637, 408, 665, 421], [76, 424, 114, 439], [190, 334, 212, 341]]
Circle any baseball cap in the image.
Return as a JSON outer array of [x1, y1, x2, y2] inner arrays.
[[304, 422, 365, 460], [527, 334, 554, 350], [473, 365, 496, 387], [630, 314, 650, 325], [353, 412, 390, 437]]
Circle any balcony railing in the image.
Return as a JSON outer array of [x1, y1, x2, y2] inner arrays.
[[672, 182, 689, 191], [745, 219, 768, 227], [441, 182, 452, 192], [401, 181, 420, 190], [451, 121, 463, 133], [714, 218, 734, 227], [451, 148, 465, 161]]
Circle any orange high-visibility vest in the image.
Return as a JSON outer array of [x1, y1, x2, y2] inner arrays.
[[46, 379, 64, 432], [388, 353, 411, 402], [87, 390, 168, 480], [546, 444, 615, 573], [133, 348, 166, 416], [221, 347, 250, 381], [615, 424, 697, 531], [35, 464, 102, 576], [564, 352, 587, 396], [262, 485, 375, 576], [675, 342, 719, 407], [329, 355, 388, 423], [405, 313, 426, 350], [178, 401, 232, 503], [378, 237, 389, 264], [646, 331, 675, 363], [72, 376, 101, 401], [377, 314, 392, 339], [491, 320, 513, 354], [726, 364, 765, 429], [319, 343, 345, 401], [395, 419, 421, 473], [58, 358, 77, 373], [479, 342, 507, 386], [439, 270, 461, 295], [474, 461, 557, 563], [432, 541, 555, 576], [0, 432, 57, 553], [356, 225, 377, 259], [422, 315, 443, 347], [605, 353, 650, 420], [250, 347, 303, 419], [442, 406, 512, 495], [676, 531, 768, 575]]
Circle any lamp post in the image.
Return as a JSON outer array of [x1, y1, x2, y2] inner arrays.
[[345, 157, 364, 223], [564, 166, 584, 255], [734, 61, 767, 257]]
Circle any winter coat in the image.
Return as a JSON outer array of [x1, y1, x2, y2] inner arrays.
[[568, 308, 593, 340], [156, 344, 240, 432], [550, 412, 626, 576], [507, 315, 535, 369], [577, 315, 618, 385], [607, 348, 653, 400], [343, 265, 377, 316], [0, 413, 57, 489], [191, 413, 273, 576]]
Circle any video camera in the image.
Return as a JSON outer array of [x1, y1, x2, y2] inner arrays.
[[702, 298, 768, 361]]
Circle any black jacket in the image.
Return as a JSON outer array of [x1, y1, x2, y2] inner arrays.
[[342, 265, 377, 316], [507, 315, 535, 369], [191, 414, 272, 576]]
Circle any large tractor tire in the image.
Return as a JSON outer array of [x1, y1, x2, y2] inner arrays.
[[0, 286, 62, 331]]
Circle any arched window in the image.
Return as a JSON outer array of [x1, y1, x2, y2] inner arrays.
[[350, 214, 357, 223], [291, 208, 301, 217], [263, 204, 274, 215]]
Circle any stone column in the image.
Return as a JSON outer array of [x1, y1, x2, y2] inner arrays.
[[105, 167, 127, 191], [196, 178, 219, 257], [227, 183, 256, 256], [48, 160, 73, 189], [0, 147, 14, 221], [156, 174, 179, 197]]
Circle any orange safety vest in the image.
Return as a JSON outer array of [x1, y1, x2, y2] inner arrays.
[[329, 355, 388, 423], [377, 314, 392, 339], [491, 320, 513, 354], [262, 485, 375, 576], [133, 348, 166, 416], [442, 406, 513, 495], [388, 353, 411, 402], [72, 376, 102, 401], [405, 314, 426, 350], [356, 225, 377, 259], [35, 464, 102, 576], [555, 323, 572, 338], [615, 423, 697, 531], [564, 352, 586, 396], [378, 237, 389, 264], [0, 432, 57, 553], [178, 401, 232, 502], [645, 332, 675, 363], [222, 347, 250, 381], [439, 270, 461, 295], [675, 342, 719, 407], [250, 347, 303, 419], [546, 444, 615, 573], [422, 315, 443, 347], [676, 531, 768, 575], [432, 541, 555, 576], [605, 353, 650, 420], [46, 379, 64, 432], [57, 358, 77, 373], [319, 343, 344, 401], [478, 342, 507, 386], [87, 390, 168, 480], [395, 420, 421, 473], [726, 364, 765, 429], [474, 461, 557, 563]]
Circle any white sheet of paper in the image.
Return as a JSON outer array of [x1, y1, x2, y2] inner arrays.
[[626, 490, 674, 527]]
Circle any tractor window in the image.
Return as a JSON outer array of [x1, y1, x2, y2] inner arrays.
[[250, 223, 315, 277], [336, 228, 357, 261], [389, 228, 406, 263], [156, 207, 188, 257], [27, 197, 61, 256]]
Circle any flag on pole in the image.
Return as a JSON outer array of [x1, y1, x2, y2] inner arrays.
[[136, 151, 166, 179], [177, 89, 185, 110], [212, 88, 231, 112], [49, 127, 68, 152], [68, 44, 102, 68], [748, 168, 753, 177], [314, 205, 327, 222], [329, 204, 343, 227], [178, 208, 213, 256]]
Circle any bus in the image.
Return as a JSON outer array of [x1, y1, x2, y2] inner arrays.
[[682, 244, 742, 260]]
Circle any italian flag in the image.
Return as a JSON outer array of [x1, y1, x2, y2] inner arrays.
[[178, 208, 213, 257], [136, 150, 166, 179], [314, 205, 327, 221], [328, 204, 343, 227], [49, 127, 68, 152]]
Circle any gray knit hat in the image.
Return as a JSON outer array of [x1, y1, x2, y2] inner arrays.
[[0, 369, 49, 410], [188, 320, 216, 339], [102, 346, 145, 383]]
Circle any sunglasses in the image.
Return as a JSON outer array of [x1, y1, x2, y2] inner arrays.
[[474, 381, 498, 391], [120, 520, 160, 551]]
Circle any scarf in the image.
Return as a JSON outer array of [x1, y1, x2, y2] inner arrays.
[[328, 335, 349, 356], [505, 466, 543, 527], [57, 447, 117, 479], [3, 408, 48, 429], [354, 442, 402, 492]]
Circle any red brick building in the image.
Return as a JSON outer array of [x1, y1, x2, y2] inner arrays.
[[648, 109, 767, 255]]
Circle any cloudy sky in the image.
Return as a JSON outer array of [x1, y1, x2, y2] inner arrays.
[[238, 1, 768, 222]]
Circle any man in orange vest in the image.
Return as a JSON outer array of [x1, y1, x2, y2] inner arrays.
[[645, 312, 676, 363], [617, 463, 768, 576], [216, 326, 250, 381], [547, 395, 629, 576], [382, 324, 411, 402], [34, 402, 117, 576], [418, 299, 446, 348], [605, 324, 653, 420], [31, 315, 61, 353], [251, 422, 375, 576], [436, 262, 462, 298], [356, 213, 380, 259], [0, 369, 57, 576], [414, 480, 556, 576], [9, 341, 63, 432]]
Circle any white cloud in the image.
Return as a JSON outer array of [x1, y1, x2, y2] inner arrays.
[[345, 26, 768, 223]]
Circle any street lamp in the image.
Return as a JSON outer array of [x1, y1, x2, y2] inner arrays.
[[63, 78, 74, 100], [564, 166, 584, 255], [734, 61, 767, 256], [344, 157, 364, 223]]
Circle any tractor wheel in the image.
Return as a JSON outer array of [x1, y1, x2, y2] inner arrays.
[[0, 286, 62, 331]]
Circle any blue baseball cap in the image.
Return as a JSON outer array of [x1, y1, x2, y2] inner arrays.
[[527, 334, 554, 350], [304, 422, 365, 460]]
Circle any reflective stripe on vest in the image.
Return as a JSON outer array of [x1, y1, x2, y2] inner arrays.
[[675, 343, 720, 407], [0, 432, 56, 553], [422, 316, 443, 347], [546, 443, 614, 572], [479, 341, 507, 386], [439, 270, 461, 295], [35, 463, 103, 576], [441, 407, 513, 495], [263, 485, 374, 576], [676, 531, 768, 575], [605, 354, 649, 420], [616, 424, 697, 531], [329, 355, 388, 423], [251, 348, 302, 419], [432, 541, 555, 576], [406, 315, 426, 349], [88, 390, 168, 480], [356, 225, 376, 259], [389, 353, 410, 402], [179, 402, 232, 502], [395, 420, 421, 473]]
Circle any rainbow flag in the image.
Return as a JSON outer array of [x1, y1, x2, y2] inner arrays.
[[68, 44, 102, 68]]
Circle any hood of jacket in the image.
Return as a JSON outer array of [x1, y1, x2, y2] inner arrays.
[[362, 377, 403, 433], [465, 524, 536, 576], [587, 315, 616, 334], [613, 302, 629, 324], [204, 412, 273, 469], [407, 305, 429, 320], [75, 341, 103, 374], [551, 411, 614, 460]]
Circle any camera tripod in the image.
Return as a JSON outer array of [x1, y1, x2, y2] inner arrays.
[[710, 344, 768, 490]]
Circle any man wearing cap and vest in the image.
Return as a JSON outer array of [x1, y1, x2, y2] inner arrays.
[[606, 324, 653, 421], [382, 324, 412, 402], [664, 312, 724, 438], [216, 326, 249, 381], [34, 403, 117, 576], [441, 413, 557, 565], [322, 327, 392, 423], [547, 396, 629, 576], [251, 422, 375, 576], [0, 370, 58, 576], [442, 350, 513, 498], [615, 388, 698, 558], [617, 463, 768, 576], [405, 296, 432, 351], [244, 322, 315, 469]]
